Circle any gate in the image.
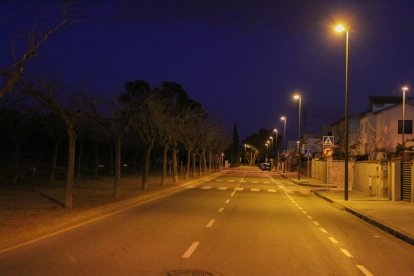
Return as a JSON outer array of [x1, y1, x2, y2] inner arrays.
[[401, 161, 412, 202]]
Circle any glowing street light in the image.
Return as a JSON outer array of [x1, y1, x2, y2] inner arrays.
[[335, 23, 350, 200]]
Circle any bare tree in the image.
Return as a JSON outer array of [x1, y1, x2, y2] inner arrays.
[[22, 78, 81, 209], [1, 3, 73, 97]]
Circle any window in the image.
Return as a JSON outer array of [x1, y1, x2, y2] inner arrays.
[[398, 120, 413, 134]]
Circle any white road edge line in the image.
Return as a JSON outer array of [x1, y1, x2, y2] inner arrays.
[[218, 207, 224, 213], [206, 219, 215, 228], [356, 265, 373, 276], [340, 248, 353, 258], [182, 242, 200, 258]]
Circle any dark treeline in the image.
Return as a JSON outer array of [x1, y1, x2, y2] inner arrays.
[[0, 78, 230, 208]]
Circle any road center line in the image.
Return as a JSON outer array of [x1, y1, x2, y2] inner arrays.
[[182, 242, 200, 258], [320, 227, 328, 233], [329, 237, 339, 244], [340, 248, 353, 258], [356, 265, 373, 276], [206, 219, 215, 228], [218, 207, 224, 213]]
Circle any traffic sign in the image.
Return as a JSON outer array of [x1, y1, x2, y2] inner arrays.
[[305, 149, 312, 157], [322, 146, 334, 158], [323, 136, 334, 147]]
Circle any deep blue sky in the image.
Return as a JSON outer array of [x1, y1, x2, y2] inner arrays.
[[2, 0, 414, 140]]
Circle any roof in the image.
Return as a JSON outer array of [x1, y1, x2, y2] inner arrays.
[[368, 96, 403, 105]]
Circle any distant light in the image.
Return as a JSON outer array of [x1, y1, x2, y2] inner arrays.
[[293, 94, 301, 100], [402, 86, 409, 92], [281, 116, 286, 121], [273, 128, 278, 132], [335, 24, 346, 32], [269, 136, 273, 139]]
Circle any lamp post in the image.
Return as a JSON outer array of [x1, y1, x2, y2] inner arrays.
[[265, 142, 269, 160], [244, 143, 247, 165], [269, 136, 274, 154], [274, 128, 279, 169], [293, 94, 302, 180], [280, 116, 287, 150], [402, 86, 409, 151], [335, 24, 349, 200]]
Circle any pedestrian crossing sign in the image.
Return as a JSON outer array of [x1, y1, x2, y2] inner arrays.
[[323, 136, 334, 146]]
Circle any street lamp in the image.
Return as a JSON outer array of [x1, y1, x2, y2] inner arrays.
[[402, 86, 409, 150], [269, 136, 274, 154], [293, 94, 302, 180], [280, 116, 287, 150], [274, 128, 279, 169], [335, 23, 350, 200]]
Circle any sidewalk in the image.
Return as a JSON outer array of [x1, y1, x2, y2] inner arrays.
[[279, 171, 414, 246]]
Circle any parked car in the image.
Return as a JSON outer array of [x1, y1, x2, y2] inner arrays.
[[259, 163, 271, 171]]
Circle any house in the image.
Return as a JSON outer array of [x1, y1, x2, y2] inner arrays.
[[358, 97, 414, 159], [330, 114, 361, 155]]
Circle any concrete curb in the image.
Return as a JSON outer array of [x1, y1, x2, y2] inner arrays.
[[314, 192, 414, 246], [0, 172, 224, 255]]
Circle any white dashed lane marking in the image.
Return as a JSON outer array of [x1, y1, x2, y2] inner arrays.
[[329, 237, 339, 244], [218, 187, 228, 190], [340, 248, 353, 258], [206, 220, 215, 228], [201, 186, 212, 190], [356, 265, 373, 276], [182, 242, 200, 258], [267, 189, 276, 193], [251, 188, 260, 192], [218, 207, 224, 213]]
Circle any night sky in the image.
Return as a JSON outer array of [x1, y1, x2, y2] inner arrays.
[[2, 0, 414, 140]]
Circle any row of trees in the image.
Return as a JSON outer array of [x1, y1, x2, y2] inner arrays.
[[1, 78, 230, 208], [1, 3, 229, 208]]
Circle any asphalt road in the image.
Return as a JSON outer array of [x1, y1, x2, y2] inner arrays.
[[1, 167, 414, 275]]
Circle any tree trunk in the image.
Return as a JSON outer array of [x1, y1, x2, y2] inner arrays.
[[185, 146, 191, 179], [142, 144, 153, 190], [161, 144, 168, 186], [172, 147, 178, 183], [12, 139, 22, 185], [208, 150, 212, 174], [198, 153, 202, 176], [76, 139, 84, 179], [192, 152, 196, 178], [203, 150, 207, 175], [94, 143, 99, 177], [50, 139, 61, 180], [113, 137, 122, 198], [65, 129, 76, 209]]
